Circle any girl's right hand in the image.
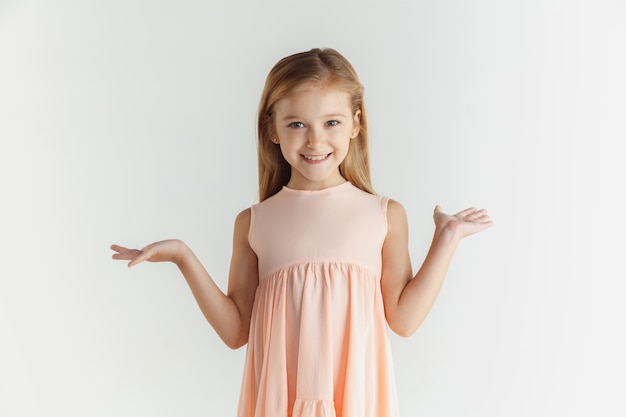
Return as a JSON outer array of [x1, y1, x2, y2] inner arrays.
[[110, 240, 188, 267]]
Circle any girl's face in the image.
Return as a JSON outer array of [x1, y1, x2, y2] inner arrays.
[[273, 86, 360, 191]]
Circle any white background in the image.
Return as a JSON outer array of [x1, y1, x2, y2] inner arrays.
[[1, 0, 624, 416]]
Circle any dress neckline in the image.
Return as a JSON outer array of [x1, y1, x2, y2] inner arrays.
[[281, 181, 352, 195]]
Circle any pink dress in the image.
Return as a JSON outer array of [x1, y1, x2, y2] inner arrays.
[[237, 181, 399, 417]]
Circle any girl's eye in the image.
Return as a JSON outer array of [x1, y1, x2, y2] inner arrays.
[[326, 120, 339, 127], [288, 122, 305, 128]]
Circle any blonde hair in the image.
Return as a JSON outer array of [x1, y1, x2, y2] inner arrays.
[[257, 48, 374, 202]]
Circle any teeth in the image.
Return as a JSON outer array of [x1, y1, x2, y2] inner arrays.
[[303, 153, 330, 161]]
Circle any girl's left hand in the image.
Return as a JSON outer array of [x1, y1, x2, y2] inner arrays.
[[433, 205, 492, 240]]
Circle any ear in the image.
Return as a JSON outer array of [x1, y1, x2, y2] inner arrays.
[[351, 109, 362, 138]]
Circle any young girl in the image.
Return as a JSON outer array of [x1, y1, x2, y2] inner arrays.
[[111, 48, 492, 417]]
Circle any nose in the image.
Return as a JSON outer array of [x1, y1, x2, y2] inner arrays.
[[306, 126, 324, 149]]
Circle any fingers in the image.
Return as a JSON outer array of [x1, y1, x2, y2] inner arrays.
[[472, 210, 492, 224], [127, 247, 151, 267], [466, 209, 487, 221], [436, 206, 493, 227], [454, 207, 478, 218], [111, 241, 175, 267], [436, 207, 482, 218], [455, 207, 491, 222], [110, 244, 125, 253], [461, 212, 493, 237], [110, 244, 145, 267], [473, 220, 494, 232], [111, 244, 134, 257], [467, 212, 493, 231]]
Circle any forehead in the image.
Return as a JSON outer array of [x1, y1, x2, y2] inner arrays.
[[274, 86, 352, 115]]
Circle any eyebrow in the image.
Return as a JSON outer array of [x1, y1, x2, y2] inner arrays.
[[280, 113, 349, 121]]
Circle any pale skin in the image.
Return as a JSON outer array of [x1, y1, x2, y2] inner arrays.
[[111, 87, 492, 347]]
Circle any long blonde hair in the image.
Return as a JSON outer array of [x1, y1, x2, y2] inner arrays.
[[257, 48, 374, 202]]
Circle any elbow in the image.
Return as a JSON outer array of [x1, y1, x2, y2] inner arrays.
[[222, 330, 249, 350], [390, 323, 418, 338], [394, 328, 415, 338], [387, 313, 422, 338], [222, 335, 248, 350], [226, 340, 247, 350]]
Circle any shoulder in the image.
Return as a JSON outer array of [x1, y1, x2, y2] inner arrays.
[[235, 207, 251, 221], [233, 208, 252, 237], [385, 199, 409, 234], [386, 198, 406, 216]]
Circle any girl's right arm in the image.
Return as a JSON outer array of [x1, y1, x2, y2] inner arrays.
[[111, 208, 259, 349]]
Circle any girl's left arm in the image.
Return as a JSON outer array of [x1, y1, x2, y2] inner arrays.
[[381, 200, 492, 337]]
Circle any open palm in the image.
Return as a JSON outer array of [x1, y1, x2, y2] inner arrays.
[[433, 205, 492, 239], [110, 239, 185, 267]]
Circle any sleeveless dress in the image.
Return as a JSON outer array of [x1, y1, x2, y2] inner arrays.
[[237, 181, 399, 417]]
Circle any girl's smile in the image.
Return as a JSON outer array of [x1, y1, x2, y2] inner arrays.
[[301, 152, 332, 163]]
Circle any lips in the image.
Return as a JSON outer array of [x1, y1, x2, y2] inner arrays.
[[301, 153, 331, 161]]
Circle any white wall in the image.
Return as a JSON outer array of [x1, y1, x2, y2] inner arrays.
[[1, 0, 624, 416]]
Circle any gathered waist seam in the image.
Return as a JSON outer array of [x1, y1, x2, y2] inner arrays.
[[259, 260, 380, 283]]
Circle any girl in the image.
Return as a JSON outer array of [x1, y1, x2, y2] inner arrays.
[[111, 48, 492, 417]]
